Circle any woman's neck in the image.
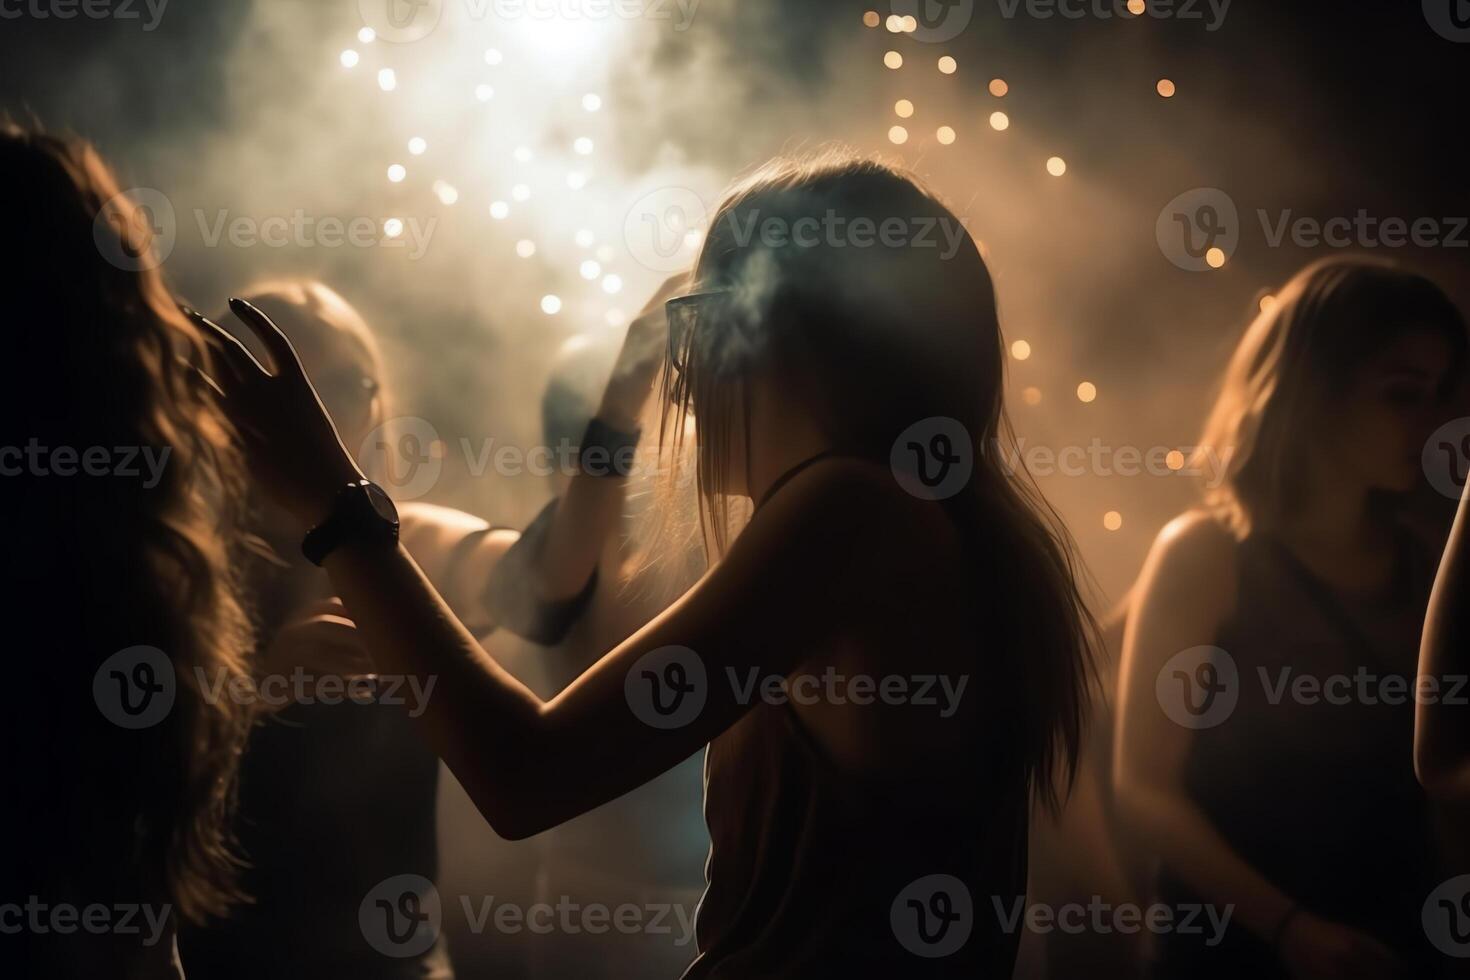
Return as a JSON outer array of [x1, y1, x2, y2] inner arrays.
[[743, 383, 833, 508]]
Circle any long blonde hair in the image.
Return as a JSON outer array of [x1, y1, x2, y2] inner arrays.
[[656, 151, 1098, 809]]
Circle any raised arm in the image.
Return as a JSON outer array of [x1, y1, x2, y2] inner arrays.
[[511, 273, 687, 604], [1416, 480, 1470, 800], [190, 298, 869, 840]]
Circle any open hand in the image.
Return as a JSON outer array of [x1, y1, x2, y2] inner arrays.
[[187, 298, 365, 531], [598, 271, 690, 427]]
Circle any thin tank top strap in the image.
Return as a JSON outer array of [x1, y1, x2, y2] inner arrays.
[[753, 449, 849, 511]]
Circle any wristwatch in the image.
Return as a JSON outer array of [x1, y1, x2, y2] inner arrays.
[[301, 479, 400, 566]]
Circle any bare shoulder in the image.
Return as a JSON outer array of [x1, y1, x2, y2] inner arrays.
[[1148, 509, 1239, 581], [1134, 508, 1241, 632], [755, 455, 962, 556]]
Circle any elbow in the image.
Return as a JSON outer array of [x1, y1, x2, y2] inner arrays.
[[472, 787, 556, 842], [461, 761, 563, 842]]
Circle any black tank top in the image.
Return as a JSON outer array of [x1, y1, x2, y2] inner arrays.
[[1155, 530, 1440, 977]]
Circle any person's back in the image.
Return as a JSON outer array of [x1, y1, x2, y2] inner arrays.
[[0, 123, 254, 978], [692, 461, 1030, 977]]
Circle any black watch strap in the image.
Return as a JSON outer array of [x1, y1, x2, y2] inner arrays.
[[301, 480, 400, 566]]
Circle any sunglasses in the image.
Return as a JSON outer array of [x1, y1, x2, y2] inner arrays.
[[664, 289, 733, 377]]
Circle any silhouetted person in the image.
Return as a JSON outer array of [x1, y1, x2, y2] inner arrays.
[[1115, 257, 1467, 978], [189, 153, 1098, 977]]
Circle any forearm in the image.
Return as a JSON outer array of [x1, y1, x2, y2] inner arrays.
[[323, 540, 552, 836], [534, 470, 625, 600], [1120, 785, 1296, 940], [1417, 482, 1470, 798], [531, 392, 645, 600]]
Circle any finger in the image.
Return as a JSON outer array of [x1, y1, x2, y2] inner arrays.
[[184, 308, 267, 381], [229, 296, 304, 379], [187, 363, 227, 399]]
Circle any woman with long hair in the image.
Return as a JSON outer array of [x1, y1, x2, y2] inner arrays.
[[190, 152, 1095, 976], [1114, 257, 1467, 978], [1, 123, 255, 977]]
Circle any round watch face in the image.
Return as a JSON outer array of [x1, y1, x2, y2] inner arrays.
[[364, 482, 399, 523]]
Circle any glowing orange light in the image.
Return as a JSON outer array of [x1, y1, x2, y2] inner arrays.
[[1103, 511, 1123, 531], [938, 56, 958, 75], [884, 51, 904, 69], [1166, 450, 1186, 470], [1076, 381, 1097, 402], [1011, 340, 1031, 360], [888, 125, 909, 144], [936, 126, 956, 145], [1022, 386, 1042, 405], [1157, 78, 1176, 98], [863, 10, 880, 27], [1205, 246, 1226, 268], [989, 78, 1008, 97], [895, 99, 914, 118]]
